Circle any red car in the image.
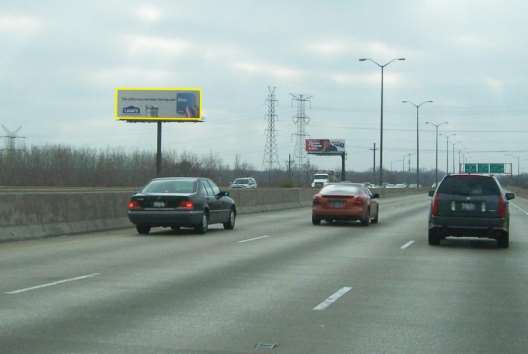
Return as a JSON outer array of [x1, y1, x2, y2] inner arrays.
[[312, 183, 379, 226]]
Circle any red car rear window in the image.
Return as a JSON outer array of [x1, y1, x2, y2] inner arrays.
[[321, 184, 362, 195]]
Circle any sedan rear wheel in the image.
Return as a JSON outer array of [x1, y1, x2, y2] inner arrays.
[[136, 224, 151, 235], [194, 212, 209, 234], [360, 210, 370, 226], [372, 209, 379, 224], [223, 209, 236, 230], [312, 215, 321, 225]]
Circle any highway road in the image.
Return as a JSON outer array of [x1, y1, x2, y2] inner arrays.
[[2, 193, 528, 353]]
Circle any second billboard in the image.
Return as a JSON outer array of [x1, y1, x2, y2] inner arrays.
[[305, 139, 345, 155]]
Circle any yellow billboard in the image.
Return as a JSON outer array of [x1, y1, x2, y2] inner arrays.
[[114, 88, 202, 122]]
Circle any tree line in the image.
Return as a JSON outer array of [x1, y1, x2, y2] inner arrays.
[[1, 144, 472, 188]]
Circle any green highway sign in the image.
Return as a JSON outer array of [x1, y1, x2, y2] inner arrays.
[[463, 163, 508, 174], [464, 163, 477, 173], [489, 163, 505, 173], [477, 163, 490, 173]]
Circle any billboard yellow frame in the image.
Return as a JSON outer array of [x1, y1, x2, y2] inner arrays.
[[114, 87, 203, 122]]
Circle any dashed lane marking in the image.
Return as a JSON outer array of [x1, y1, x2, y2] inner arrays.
[[5, 273, 100, 295], [313, 287, 352, 311]]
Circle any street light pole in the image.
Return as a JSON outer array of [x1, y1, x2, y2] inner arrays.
[[402, 100, 433, 188], [458, 149, 462, 173], [407, 152, 412, 186], [426, 121, 448, 186], [452, 141, 457, 173], [440, 132, 456, 175], [359, 57, 406, 187]]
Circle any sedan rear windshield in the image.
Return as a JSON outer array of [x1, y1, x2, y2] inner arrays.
[[321, 184, 362, 195], [437, 176, 500, 196], [142, 180, 196, 194], [314, 174, 328, 179]]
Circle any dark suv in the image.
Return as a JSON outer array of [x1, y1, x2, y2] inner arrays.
[[428, 174, 515, 248]]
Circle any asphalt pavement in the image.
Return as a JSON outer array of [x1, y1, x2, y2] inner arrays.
[[2, 193, 528, 354]]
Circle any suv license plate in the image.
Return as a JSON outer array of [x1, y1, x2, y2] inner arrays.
[[153, 201, 166, 208], [461, 202, 475, 211]]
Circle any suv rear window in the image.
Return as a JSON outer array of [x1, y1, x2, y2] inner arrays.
[[437, 175, 500, 196]]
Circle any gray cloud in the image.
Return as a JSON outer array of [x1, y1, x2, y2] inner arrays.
[[2, 0, 528, 172]]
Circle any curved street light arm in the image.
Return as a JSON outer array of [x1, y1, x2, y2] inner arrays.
[[359, 58, 382, 67], [418, 100, 434, 107], [383, 57, 406, 67]]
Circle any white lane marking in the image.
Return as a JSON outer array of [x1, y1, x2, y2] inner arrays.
[[5, 273, 100, 295], [238, 235, 271, 243], [511, 202, 528, 216], [313, 287, 352, 311], [400, 240, 415, 250]]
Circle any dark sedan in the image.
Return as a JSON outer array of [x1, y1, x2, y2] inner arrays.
[[428, 174, 514, 248], [128, 177, 236, 235]]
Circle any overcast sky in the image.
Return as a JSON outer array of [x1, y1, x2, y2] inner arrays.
[[2, 0, 528, 172]]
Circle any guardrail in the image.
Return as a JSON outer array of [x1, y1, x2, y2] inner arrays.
[[0, 187, 427, 242]]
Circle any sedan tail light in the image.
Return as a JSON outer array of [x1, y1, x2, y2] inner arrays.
[[431, 193, 440, 216], [498, 197, 506, 218], [179, 199, 194, 209], [352, 197, 365, 206], [128, 200, 141, 210], [313, 195, 321, 206]]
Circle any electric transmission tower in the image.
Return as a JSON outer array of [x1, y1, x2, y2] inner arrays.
[[1, 124, 26, 152], [263, 86, 280, 175], [290, 93, 312, 170]]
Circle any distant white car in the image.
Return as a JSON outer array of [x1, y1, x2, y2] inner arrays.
[[230, 177, 257, 189]]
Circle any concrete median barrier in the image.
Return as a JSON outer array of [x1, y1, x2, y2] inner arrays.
[[0, 186, 426, 242]]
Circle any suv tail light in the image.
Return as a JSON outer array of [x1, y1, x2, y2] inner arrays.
[[498, 197, 506, 218], [128, 200, 141, 210], [179, 199, 194, 209], [431, 193, 440, 216]]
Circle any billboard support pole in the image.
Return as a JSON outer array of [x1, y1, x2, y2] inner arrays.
[[156, 122, 162, 177], [341, 152, 346, 181]]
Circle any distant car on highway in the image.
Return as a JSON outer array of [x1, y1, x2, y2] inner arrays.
[[128, 177, 236, 235], [385, 183, 406, 189], [230, 177, 257, 189], [312, 183, 379, 226], [428, 174, 514, 248]]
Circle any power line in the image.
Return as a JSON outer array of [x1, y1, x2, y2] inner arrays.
[[290, 93, 312, 170], [262, 86, 280, 174], [308, 124, 528, 134]]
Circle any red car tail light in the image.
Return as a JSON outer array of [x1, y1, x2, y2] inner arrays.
[[498, 197, 506, 218], [128, 200, 141, 210], [179, 199, 194, 209], [431, 193, 440, 216], [352, 197, 364, 206], [313, 195, 321, 206]]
